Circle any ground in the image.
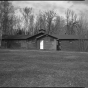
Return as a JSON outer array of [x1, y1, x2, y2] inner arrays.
[[0, 49, 88, 87]]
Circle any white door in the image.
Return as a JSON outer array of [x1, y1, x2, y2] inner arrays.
[[40, 40, 44, 49]]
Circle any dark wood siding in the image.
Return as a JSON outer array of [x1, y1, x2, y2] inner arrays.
[[27, 41, 37, 49], [1, 40, 37, 49], [58, 39, 88, 51], [2, 36, 88, 52], [1, 40, 21, 49], [38, 36, 57, 50], [58, 40, 79, 51]]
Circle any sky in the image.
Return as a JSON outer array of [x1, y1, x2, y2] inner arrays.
[[11, 0, 88, 17]]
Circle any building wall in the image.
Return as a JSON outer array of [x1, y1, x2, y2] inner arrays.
[[37, 36, 57, 50], [17, 40, 37, 49], [58, 40, 79, 51], [58, 39, 88, 51], [1, 39, 37, 49], [78, 39, 88, 52], [0, 40, 1, 47], [19, 40, 27, 49], [44, 37, 57, 50], [4, 36, 57, 50], [27, 40, 37, 49], [1, 40, 19, 48], [0, 30, 2, 47], [2, 38, 88, 52], [50, 39, 57, 50], [84, 40, 88, 51]]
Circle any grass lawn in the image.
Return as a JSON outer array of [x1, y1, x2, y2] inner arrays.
[[0, 49, 88, 87]]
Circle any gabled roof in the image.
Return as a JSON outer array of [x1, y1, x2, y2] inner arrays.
[[2, 32, 44, 40], [36, 34, 58, 40], [2, 35, 30, 40]]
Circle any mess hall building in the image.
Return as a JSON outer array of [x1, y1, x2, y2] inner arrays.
[[1, 29, 88, 51]]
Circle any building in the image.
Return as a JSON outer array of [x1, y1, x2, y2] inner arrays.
[[0, 30, 2, 47], [1, 29, 58, 50], [1, 29, 88, 51]]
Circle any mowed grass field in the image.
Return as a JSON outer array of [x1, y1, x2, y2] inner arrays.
[[0, 49, 88, 87]]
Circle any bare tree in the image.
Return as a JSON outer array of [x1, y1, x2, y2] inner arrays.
[[65, 9, 88, 51], [34, 12, 47, 33], [29, 15, 34, 35], [52, 16, 65, 34], [65, 9, 78, 35], [34, 10, 65, 35], [7, 14, 15, 35], [20, 7, 34, 35], [75, 12, 88, 51], [34, 10, 56, 34], [0, 1, 3, 46], [76, 12, 88, 36], [0, 1, 15, 35], [44, 10, 56, 34], [0, 1, 16, 47]]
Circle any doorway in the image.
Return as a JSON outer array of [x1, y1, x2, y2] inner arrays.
[[40, 40, 44, 49]]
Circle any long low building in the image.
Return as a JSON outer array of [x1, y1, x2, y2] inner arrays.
[[1, 29, 88, 51]]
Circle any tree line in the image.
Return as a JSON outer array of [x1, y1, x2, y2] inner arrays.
[[0, 1, 88, 37]]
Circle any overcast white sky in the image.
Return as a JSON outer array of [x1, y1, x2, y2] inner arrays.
[[11, 1, 88, 17]]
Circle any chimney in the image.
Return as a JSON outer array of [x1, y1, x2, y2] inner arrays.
[[39, 29, 46, 33]]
